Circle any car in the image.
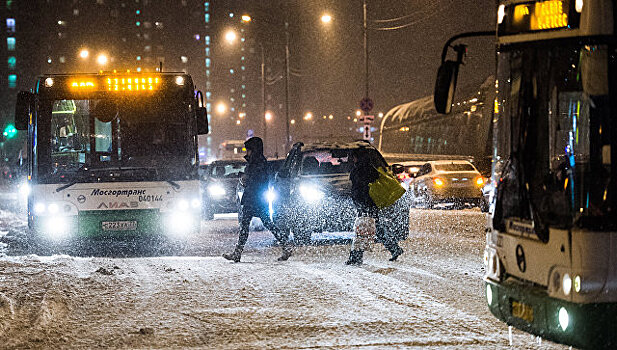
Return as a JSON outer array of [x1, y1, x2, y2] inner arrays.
[[409, 160, 488, 211], [390, 160, 427, 188], [270, 141, 410, 243], [201, 159, 246, 220]]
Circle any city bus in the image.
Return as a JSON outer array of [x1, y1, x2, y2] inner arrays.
[[14, 72, 208, 241], [434, 0, 616, 347]]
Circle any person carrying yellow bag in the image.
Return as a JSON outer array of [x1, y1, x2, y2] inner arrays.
[[346, 148, 404, 265]]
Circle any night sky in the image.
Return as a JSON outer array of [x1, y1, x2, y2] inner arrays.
[[232, 0, 496, 148]]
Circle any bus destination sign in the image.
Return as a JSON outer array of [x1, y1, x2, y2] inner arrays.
[[499, 0, 581, 35]]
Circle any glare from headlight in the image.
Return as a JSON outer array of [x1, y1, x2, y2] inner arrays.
[[177, 199, 189, 211], [48, 203, 59, 214], [166, 212, 195, 236], [19, 182, 30, 197], [191, 198, 201, 209], [34, 202, 46, 215], [574, 275, 581, 293], [265, 188, 276, 203], [208, 184, 226, 197], [562, 273, 572, 296], [299, 184, 324, 202], [558, 307, 569, 331], [45, 216, 69, 239]]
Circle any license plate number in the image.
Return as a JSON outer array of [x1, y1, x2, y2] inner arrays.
[[511, 300, 534, 322], [102, 221, 137, 231]]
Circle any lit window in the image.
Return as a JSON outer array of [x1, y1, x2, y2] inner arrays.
[[206, 70, 210, 77], [206, 92, 212, 100], [242, 94, 246, 98], [59, 56, 65, 63], [136, 21, 141, 26], [204, 2, 209, 11], [144, 45, 151, 52], [136, 56, 141, 61], [205, 35, 210, 45], [230, 69, 234, 74], [7, 37, 15, 51], [241, 85, 245, 89], [6, 18, 15, 32], [229, 13, 234, 18], [73, 8, 79, 16], [194, 34, 200, 41], [47, 57, 52, 64], [137, 67, 142, 72], [205, 14, 210, 23], [181, 56, 188, 63], [136, 9, 140, 15], [7, 56, 16, 69], [241, 66, 245, 71], [205, 47, 210, 56], [8, 74, 17, 88], [205, 58, 211, 68], [206, 102, 211, 113]]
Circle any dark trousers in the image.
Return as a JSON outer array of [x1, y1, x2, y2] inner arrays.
[[357, 205, 401, 255], [235, 205, 290, 252]]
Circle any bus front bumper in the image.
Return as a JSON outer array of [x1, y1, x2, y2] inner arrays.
[[32, 209, 201, 239], [485, 279, 617, 349]]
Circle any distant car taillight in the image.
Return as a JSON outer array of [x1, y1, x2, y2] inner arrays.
[[433, 177, 445, 187], [397, 172, 410, 181]]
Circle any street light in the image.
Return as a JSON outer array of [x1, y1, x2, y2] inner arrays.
[[265, 111, 273, 121], [96, 54, 108, 66], [241, 15, 252, 23], [304, 112, 313, 120], [216, 102, 227, 115], [224, 30, 237, 44], [321, 13, 332, 24], [79, 49, 89, 59]]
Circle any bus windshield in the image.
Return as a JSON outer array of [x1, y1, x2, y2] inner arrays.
[[492, 41, 617, 237], [40, 96, 195, 183]]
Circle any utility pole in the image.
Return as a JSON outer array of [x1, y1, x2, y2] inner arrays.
[[261, 44, 267, 156], [284, 21, 291, 152], [363, 0, 369, 102]]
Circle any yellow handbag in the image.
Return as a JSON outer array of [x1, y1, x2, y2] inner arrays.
[[369, 167, 406, 208]]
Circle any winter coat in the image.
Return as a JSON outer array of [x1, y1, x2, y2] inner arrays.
[[240, 137, 270, 212], [349, 159, 379, 217]]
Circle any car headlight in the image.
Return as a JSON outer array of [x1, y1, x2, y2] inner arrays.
[[299, 184, 324, 202], [265, 188, 276, 203], [208, 184, 226, 197], [19, 182, 30, 197]]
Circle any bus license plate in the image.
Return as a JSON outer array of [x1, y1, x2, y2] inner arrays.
[[102, 221, 137, 231], [511, 300, 534, 322]]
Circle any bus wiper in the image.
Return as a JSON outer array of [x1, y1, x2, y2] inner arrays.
[[55, 166, 91, 192], [167, 180, 180, 190]]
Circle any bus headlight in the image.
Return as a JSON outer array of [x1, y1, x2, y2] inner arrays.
[[44, 216, 70, 240], [177, 199, 189, 211], [299, 184, 324, 202], [558, 307, 569, 331], [208, 184, 226, 197], [562, 273, 572, 296], [19, 182, 30, 197], [486, 284, 493, 306], [34, 202, 46, 215], [191, 198, 201, 209], [165, 212, 196, 236]]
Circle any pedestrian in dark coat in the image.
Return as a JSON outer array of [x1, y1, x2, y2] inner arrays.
[[223, 137, 292, 262], [346, 148, 403, 265]]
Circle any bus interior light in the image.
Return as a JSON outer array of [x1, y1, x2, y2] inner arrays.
[[175, 76, 185, 86], [575, 0, 584, 12], [44, 78, 54, 88], [498, 4, 505, 24], [562, 273, 572, 296]]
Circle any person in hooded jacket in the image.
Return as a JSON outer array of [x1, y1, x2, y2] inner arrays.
[[346, 148, 404, 265], [223, 137, 292, 262]]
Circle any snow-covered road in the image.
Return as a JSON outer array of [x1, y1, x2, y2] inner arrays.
[[0, 208, 568, 349]]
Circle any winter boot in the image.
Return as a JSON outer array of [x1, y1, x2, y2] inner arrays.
[[277, 246, 293, 261], [345, 250, 364, 265], [389, 247, 404, 262], [223, 248, 242, 263]]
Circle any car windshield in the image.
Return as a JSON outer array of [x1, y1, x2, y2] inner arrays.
[[434, 163, 476, 172], [210, 163, 245, 178]]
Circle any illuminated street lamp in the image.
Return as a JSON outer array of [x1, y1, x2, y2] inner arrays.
[[321, 13, 332, 24], [79, 49, 89, 59], [356, 110, 362, 117], [265, 111, 273, 121], [216, 102, 227, 115], [225, 30, 237, 44], [304, 112, 313, 120], [241, 15, 252, 23], [96, 54, 108, 66]]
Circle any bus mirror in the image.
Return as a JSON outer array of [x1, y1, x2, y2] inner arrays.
[[197, 107, 209, 134], [434, 60, 460, 114], [391, 164, 405, 175], [15, 91, 34, 130], [195, 90, 209, 134]]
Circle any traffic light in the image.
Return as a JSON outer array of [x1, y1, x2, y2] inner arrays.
[[3, 124, 17, 139]]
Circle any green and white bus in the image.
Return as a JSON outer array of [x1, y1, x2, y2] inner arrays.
[[435, 0, 616, 347], [14, 72, 208, 241]]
